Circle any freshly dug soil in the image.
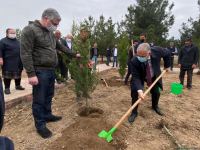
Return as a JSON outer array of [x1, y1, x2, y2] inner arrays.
[[1, 68, 200, 150], [48, 117, 127, 150], [77, 106, 104, 117]]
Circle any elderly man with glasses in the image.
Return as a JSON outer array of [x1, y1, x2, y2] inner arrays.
[[128, 43, 170, 124]]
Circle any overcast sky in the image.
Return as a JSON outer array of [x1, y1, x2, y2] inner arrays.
[[0, 0, 199, 39]]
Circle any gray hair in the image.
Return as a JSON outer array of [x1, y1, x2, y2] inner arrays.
[[42, 8, 61, 20], [137, 43, 151, 52]]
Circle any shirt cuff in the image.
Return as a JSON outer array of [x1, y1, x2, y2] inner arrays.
[[137, 90, 143, 93]]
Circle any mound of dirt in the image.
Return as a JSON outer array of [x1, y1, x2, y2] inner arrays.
[[48, 117, 127, 150], [77, 106, 104, 118]]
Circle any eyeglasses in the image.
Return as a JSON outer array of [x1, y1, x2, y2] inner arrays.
[[50, 20, 59, 27]]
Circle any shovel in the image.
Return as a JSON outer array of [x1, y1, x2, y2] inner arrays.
[[98, 70, 167, 142]]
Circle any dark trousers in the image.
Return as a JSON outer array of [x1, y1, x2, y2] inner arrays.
[[113, 56, 118, 67], [106, 56, 111, 65], [131, 84, 160, 115], [170, 56, 174, 70], [32, 69, 55, 129], [125, 61, 132, 83], [0, 78, 5, 131], [56, 54, 68, 81], [58, 56, 68, 79], [0, 79, 14, 150], [3, 78, 21, 89], [179, 67, 193, 88], [0, 137, 14, 150]]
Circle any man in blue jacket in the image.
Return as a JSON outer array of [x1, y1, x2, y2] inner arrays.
[[128, 43, 170, 123]]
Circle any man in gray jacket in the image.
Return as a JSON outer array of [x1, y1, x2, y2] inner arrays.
[[20, 8, 79, 138]]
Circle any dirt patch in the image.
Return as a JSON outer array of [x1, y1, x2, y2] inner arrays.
[[106, 76, 124, 87], [77, 106, 104, 118], [99, 68, 125, 87], [2, 69, 200, 150], [48, 117, 127, 150]]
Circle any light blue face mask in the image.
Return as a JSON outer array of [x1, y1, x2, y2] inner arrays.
[[137, 56, 148, 62]]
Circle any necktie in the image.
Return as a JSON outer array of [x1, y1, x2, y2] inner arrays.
[[146, 61, 152, 86]]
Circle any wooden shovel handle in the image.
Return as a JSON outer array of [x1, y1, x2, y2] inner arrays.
[[114, 70, 167, 129]]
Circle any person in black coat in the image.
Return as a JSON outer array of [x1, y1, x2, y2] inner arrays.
[[124, 40, 138, 85], [106, 46, 111, 66], [128, 43, 170, 123], [0, 78, 4, 133], [134, 33, 147, 52], [178, 37, 199, 89], [0, 28, 25, 94], [54, 30, 69, 83], [167, 41, 178, 71], [0, 76, 14, 150]]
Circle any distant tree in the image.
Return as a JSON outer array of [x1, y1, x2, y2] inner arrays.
[[16, 28, 21, 40], [71, 20, 79, 37], [118, 34, 129, 79], [123, 0, 174, 45]]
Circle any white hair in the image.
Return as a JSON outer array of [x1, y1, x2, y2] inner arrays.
[[66, 33, 73, 38], [137, 43, 151, 52]]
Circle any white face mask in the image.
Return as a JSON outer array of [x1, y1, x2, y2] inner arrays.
[[66, 38, 71, 42], [47, 25, 57, 32], [8, 33, 16, 39]]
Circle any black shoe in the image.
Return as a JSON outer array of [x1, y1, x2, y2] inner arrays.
[[16, 85, 25, 90], [128, 113, 138, 123], [4, 88, 11, 95], [37, 126, 52, 139], [124, 81, 128, 85], [45, 115, 62, 122], [153, 107, 164, 116]]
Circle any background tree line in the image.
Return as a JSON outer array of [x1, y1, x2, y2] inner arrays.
[[15, 0, 200, 54]]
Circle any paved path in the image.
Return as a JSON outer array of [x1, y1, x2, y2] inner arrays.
[[3, 63, 113, 104]]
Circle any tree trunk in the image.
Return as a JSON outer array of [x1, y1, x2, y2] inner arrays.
[[101, 55, 104, 63]]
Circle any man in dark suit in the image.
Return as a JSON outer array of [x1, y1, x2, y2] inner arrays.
[[178, 37, 199, 89], [167, 41, 178, 71], [124, 40, 138, 85], [64, 34, 73, 79], [55, 30, 69, 82], [128, 43, 170, 123], [65, 33, 73, 52]]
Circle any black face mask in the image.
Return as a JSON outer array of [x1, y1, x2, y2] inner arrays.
[[140, 39, 145, 43]]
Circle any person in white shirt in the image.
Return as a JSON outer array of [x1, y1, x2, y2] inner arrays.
[[112, 44, 118, 67]]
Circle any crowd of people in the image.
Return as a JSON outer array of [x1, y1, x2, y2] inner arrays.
[[0, 7, 199, 149]]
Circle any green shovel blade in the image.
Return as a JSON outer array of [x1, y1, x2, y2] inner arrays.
[[98, 127, 117, 142]]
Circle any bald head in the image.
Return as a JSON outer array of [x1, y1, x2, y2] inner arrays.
[[54, 30, 61, 40], [66, 33, 73, 40]]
